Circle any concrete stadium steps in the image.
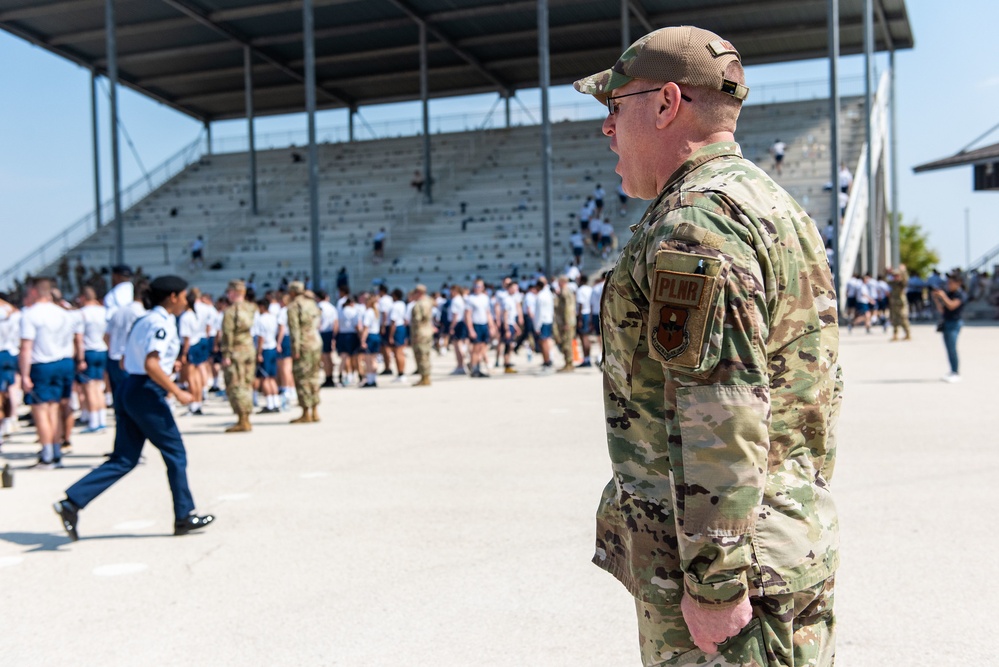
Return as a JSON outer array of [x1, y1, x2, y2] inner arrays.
[[41, 96, 865, 296]]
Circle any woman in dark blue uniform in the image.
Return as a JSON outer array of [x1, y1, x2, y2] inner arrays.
[[54, 276, 214, 541]]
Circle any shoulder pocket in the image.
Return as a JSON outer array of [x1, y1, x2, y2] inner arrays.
[[648, 245, 728, 376]]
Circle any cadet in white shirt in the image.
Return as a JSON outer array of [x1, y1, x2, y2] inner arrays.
[[376, 285, 395, 377], [336, 294, 362, 386], [105, 281, 147, 402], [465, 279, 495, 378], [177, 294, 205, 416], [575, 275, 594, 367], [448, 285, 468, 374], [590, 272, 606, 364], [76, 287, 109, 433], [316, 290, 339, 387], [19, 277, 78, 467], [0, 295, 21, 444], [534, 278, 556, 370], [56, 275, 215, 541], [102, 265, 135, 320], [252, 298, 280, 412], [388, 289, 409, 382]]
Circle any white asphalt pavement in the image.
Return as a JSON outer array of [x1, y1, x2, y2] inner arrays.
[[1, 322, 996, 666]]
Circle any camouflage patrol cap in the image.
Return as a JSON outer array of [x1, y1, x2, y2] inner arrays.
[[574, 26, 749, 103], [288, 281, 305, 294], [227, 280, 246, 293]]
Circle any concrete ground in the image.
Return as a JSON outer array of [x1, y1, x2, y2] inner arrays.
[[1, 322, 996, 666]]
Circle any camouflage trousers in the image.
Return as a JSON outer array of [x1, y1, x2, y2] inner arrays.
[[224, 353, 255, 416], [890, 302, 910, 336], [412, 337, 432, 379], [558, 332, 574, 365], [293, 349, 321, 408], [635, 577, 835, 667]]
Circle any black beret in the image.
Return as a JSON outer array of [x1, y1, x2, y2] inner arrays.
[[150, 275, 188, 294]]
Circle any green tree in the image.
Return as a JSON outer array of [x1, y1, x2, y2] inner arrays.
[[898, 218, 939, 278]]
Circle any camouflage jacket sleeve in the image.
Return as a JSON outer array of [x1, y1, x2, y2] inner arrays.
[[636, 204, 771, 608], [287, 302, 302, 358], [219, 308, 234, 356]]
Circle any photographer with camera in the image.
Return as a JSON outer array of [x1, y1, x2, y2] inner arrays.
[[932, 271, 966, 383]]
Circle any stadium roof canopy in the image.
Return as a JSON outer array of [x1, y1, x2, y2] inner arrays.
[[913, 142, 999, 174], [0, 0, 914, 122]]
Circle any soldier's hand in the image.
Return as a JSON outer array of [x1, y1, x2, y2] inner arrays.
[[680, 595, 753, 655], [222, 357, 232, 367], [174, 389, 194, 406]]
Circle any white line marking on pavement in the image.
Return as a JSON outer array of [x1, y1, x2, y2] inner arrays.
[[93, 563, 148, 577], [113, 520, 156, 531], [217, 493, 252, 501], [299, 472, 329, 479], [0, 556, 24, 568]]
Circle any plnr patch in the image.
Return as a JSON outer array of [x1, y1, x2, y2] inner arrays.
[[649, 251, 722, 368]]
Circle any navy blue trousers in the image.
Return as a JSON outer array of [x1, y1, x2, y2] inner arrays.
[[106, 358, 128, 407], [66, 375, 195, 520]]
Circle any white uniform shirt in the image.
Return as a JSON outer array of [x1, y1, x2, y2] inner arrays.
[[535, 287, 555, 329], [524, 291, 538, 321], [339, 304, 361, 334], [277, 307, 288, 337], [268, 301, 282, 317], [466, 293, 491, 325], [570, 231, 584, 249], [497, 292, 517, 327], [377, 294, 394, 326], [178, 310, 203, 345], [318, 301, 338, 333], [576, 285, 593, 316], [124, 306, 181, 375], [21, 302, 75, 364], [601, 220, 614, 238], [103, 281, 134, 319], [251, 311, 279, 350], [77, 305, 109, 352], [588, 217, 602, 236], [360, 307, 379, 334], [389, 300, 407, 327], [449, 295, 466, 325], [591, 281, 604, 316], [405, 301, 415, 325], [107, 301, 146, 361], [0, 308, 22, 355]]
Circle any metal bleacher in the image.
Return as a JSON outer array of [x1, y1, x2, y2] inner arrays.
[[20, 95, 866, 295]]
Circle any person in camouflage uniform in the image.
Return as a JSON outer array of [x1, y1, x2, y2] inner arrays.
[[575, 26, 841, 666], [409, 284, 435, 386], [888, 264, 911, 341], [286, 282, 322, 423], [553, 275, 577, 372], [219, 280, 257, 433]]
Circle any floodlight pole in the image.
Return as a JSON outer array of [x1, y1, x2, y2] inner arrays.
[[348, 105, 356, 142], [90, 70, 102, 233], [419, 24, 432, 205], [828, 0, 841, 302], [106, 0, 123, 265], [890, 49, 900, 267], [621, 0, 630, 51], [864, 0, 877, 275], [538, 0, 554, 278], [244, 46, 258, 216], [303, 0, 321, 287]]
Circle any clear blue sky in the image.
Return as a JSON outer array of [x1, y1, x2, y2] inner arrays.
[[2, 0, 997, 276]]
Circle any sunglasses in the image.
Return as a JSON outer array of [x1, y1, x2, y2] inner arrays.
[[606, 87, 693, 115]]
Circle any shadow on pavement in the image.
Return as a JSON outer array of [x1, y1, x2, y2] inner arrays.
[[0, 531, 174, 552]]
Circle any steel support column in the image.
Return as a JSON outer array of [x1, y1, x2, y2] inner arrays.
[[864, 0, 877, 274], [889, 49, 900, 267], [419, 24, 432, 205], [505, 92, 511, 128], [204, 121, 212, 154], [621, 0, 630, 51], [348, 105, 355, 142], [303, 0, 321, 286], [828, 0, 841, 301], [90, 70, 102, 233], [244, 46, 258, 215], [106, 0, 123, 265], [538, 0, 553, 277]]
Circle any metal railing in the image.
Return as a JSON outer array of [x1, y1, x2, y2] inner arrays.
[[1, 133, 207, 290], [968, 241, 999, 274], [838, 71, 890, 300]]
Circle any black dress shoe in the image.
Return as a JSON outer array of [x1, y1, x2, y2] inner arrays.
[[174, 513, 215, 536], [54, 500, 80, 541]]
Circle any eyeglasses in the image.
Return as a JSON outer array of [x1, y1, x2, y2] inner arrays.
[[605, 87, 693, 115]]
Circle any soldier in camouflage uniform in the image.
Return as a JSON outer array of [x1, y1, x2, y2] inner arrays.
[[888, 264, 911, 341], [575, 26, 841, 666], [286, 281, 322, 423], [409, 284, 435, 386], [553, 276, 577, 372], [219, 280, 257, 433]]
